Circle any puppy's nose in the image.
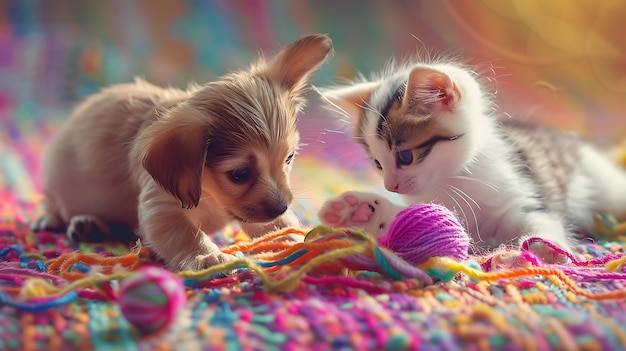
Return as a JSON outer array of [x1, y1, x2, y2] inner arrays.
[[265, 202, 288, 218]]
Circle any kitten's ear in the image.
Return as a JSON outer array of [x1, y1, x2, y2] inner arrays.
[[319, 82, 379, 123], [403, 67, 460, 114], [254, 34, 333, 93], [139, 106, 209, 209]]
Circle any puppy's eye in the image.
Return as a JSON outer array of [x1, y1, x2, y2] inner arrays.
[[373, 159, 382, 170], [229, 167, 251, 184], [285, 152, 295, 165]]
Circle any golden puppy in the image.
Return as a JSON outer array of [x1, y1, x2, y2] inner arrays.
[[32, 34, 333, 271]]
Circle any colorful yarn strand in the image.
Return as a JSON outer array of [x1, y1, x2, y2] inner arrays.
[[2, 224, 626, 317], [181, 226, 435, 292]]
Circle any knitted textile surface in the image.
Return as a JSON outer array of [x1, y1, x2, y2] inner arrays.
[[2, 125, 626, 351]]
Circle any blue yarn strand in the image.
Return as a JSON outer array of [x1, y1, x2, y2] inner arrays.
[[372, 246, 403, 280], [72, 263, 90, 273], [0, 246, 24, 260], [0, 291, 79, 312], [257, 249, 308, 268]]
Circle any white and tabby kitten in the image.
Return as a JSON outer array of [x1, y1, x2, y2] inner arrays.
[[318, 59, 626, 260]]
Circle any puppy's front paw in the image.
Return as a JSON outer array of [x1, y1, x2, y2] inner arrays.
[[31, 213, 65, 232], [179, 251, 237, 271], [67, 215, 110, 242], [318, 191, 398, 238]]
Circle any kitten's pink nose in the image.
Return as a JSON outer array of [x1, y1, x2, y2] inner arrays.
[[384, 176, 399, 192]]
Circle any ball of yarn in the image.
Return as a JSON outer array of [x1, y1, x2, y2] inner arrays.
[[376, 203, 470, 266], [119, 266, 186, 334]]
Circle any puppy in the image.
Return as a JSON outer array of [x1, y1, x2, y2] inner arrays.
[[32, 34, 333, 271]]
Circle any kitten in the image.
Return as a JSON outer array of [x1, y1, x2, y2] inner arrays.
[[317, 59, 626, 261]]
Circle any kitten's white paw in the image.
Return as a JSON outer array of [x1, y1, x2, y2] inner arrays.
[[318, 191, 400, 238]]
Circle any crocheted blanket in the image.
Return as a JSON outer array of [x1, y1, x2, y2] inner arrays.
[[2, 124, 626, 351]]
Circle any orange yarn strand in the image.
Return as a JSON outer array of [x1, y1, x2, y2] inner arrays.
[[254, 240, 356, 262], [47, 246, 145, 280], [223, 228, 307, 254]]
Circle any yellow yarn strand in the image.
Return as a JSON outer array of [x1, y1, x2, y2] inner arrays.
[[180, 243, 369, 292], [20, 271, 135, 299]]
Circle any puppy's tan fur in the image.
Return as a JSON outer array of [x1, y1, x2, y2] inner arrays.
[[33, 34, 333, 271]]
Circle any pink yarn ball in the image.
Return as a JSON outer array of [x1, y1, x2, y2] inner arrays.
[[376, 203, 470, 266], [119, 266, 186, 334]]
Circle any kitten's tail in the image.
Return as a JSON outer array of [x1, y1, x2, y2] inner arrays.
[[581, 143, 626, 220]]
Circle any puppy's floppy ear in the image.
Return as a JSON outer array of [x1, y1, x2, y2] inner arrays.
[[254, 34, 333, 93], [139, 105, 208, 208]]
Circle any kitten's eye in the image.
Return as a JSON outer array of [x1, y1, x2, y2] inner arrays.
[[285, 152, 295, 165], [373, 159, 382, 170], [397, 150, 413, 165], [229, 167, 251, 184]]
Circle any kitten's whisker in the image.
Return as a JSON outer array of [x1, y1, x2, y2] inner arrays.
[[363, 100, 386, 121], [451, 175, 499, 192], [313, 85, 352, 120], [358, 100, 386, 122], [448, 184, 482, 239], [320, 103, 350, 120], [361, 131, 380, 139], [441, 187, 470, 236], [324, 128, 346, 134], [475, 149, 494, 161], [446, 185, 482, 242], [448, 184, 481, 210]]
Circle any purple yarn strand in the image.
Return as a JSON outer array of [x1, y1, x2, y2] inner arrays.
[[376, 247, 433, 284], [0, 273, 24, 286], [378, 204, 470, 266], [0, 265, 66, 286]]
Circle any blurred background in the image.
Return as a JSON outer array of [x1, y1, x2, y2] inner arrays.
[[1, 0, 626, 219]]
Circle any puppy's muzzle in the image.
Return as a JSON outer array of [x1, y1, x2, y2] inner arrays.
[[264, 202, 288, 219]]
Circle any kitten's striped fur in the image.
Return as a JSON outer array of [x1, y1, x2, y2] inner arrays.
[[318, 59, 626, 259]]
